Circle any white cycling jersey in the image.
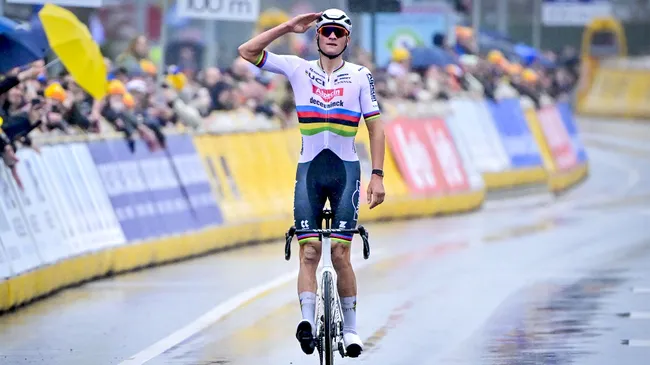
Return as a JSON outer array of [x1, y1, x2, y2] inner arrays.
[[253, 50, 381, 163]]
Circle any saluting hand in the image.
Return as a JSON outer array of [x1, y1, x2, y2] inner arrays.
[[285, 12, 322, 34]]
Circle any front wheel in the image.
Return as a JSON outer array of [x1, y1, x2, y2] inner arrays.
[[322, 271, 336, 365]]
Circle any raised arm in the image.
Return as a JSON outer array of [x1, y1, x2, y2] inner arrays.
[[238, 12, 322, 64]]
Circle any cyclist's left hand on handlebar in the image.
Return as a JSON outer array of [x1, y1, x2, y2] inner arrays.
[[367, 175, 385, 209]]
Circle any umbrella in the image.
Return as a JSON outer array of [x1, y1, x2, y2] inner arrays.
[[38, 3, 107, 100], [0, 16, 18, 35], [0, 28, 48, 73]]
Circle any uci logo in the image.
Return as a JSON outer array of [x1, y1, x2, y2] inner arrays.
[[305, 70, 325, 87]]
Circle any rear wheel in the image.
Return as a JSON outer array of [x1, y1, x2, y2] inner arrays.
[[323, 271, 335, 365]]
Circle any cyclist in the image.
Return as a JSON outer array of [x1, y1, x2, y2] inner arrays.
[[238, 8, 386, 358]]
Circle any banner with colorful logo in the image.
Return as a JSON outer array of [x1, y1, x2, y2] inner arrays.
[[487, 98, 544, 169], [360, 12, 450, 67], [386, 118, 470, 195], [555, 102, 588, 163], [166, 134, 224, 229], [536, 105, 578, 171]]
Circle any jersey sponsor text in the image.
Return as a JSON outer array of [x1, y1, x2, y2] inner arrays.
[[309, 97, 344, 109], [312, 85, 344, 102]]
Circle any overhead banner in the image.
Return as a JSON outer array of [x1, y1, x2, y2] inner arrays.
[[536, 105, 578, 171], [176, 0, 260, 22], [167, 134, 224, 229], [487, 98, 544, 169], [541, 0, 612, 26]]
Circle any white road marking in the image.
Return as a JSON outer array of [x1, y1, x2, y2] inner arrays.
[[632, 287, 650, 294], [119, 249, 385, 365], [622, 339, 650, 347]]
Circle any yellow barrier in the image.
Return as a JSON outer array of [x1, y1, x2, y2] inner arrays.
[[1, 109, 588, 313], [578, 58, 650, 119]]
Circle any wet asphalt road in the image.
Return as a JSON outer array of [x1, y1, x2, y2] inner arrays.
[[0, 118, 649, 365]]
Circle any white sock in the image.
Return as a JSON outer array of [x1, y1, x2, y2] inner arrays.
[[341, 296, 357, 334], [299, 292, 317, 329]]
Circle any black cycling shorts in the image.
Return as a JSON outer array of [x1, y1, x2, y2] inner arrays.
[[293, 149, 361, 245]]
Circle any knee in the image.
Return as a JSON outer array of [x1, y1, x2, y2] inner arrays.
[[300, 243, 320, 267], [332, 244, 351, 270]]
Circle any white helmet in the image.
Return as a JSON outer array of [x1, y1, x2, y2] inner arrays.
[[316, 8, 352, 34]]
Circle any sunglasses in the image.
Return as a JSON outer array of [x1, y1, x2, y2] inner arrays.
[[318, 25, 349, 39]]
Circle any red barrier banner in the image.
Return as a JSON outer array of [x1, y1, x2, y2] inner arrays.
[[386, 118, 469, 194], [536, 106, 577, 171], [421, 118, 470, 193]]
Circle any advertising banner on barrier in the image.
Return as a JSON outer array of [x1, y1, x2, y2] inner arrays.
[[89, 140, 147, 242], [34, 147, 85, 255], [0, 168, 42, 275], [136, 140, 197, 237], [386, 118, 447, 195], [48, 145, 107, 252], [442, 118, 485, 191], [487, 99, 544, 168], [556, 102, 588, 163], [447, 99, 511, 173], [110, 140, 166, 241], [167, 134, 223, 228], [69, 143, 126, 248], [536, 105, 578, 171], [0, 237, 10, 278], [14, 149, 68, 264], [421, 118, 470, 193], [56, 144, 115, 252]]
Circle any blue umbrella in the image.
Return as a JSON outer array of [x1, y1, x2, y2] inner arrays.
[[0, 27, 48, 73], [514, 43, 538, 66], [0, 16, 19, 35]]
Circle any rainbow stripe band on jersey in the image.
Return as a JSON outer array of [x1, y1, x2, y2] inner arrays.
[[297, 105, 361, 137], [254, 51, 268, 68], [364, 111, 381, 121], [250, 49, 382, 163]]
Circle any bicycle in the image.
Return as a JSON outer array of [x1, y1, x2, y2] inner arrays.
[[285, 208, 371, 365]]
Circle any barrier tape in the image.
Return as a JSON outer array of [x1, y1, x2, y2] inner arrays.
[[0, 99, 589, 312]]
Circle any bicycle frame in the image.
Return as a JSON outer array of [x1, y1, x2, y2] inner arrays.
[[284, 209, 371, 362]]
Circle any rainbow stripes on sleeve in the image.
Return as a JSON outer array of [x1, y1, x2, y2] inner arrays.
[[363, 111, 381, 121], [254, 51, 268, 68]]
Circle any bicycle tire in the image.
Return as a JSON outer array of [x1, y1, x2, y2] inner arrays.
[[323, 271, 335, 365]]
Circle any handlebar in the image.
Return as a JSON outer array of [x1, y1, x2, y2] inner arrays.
[[284, 226, 370, 261]]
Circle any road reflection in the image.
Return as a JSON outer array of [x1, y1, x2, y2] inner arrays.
[[480, 271, 625, 365]]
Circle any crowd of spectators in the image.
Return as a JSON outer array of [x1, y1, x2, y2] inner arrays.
[[0, 26, 581, 186]]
